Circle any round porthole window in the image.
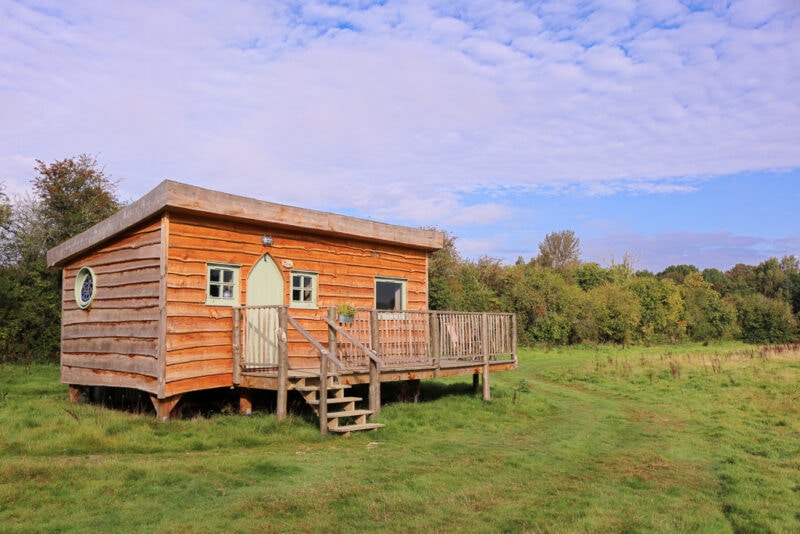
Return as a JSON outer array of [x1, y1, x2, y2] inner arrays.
[[75, 267, 97, 309]]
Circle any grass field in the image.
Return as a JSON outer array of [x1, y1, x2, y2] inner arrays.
[[1, 342, 799, 532]]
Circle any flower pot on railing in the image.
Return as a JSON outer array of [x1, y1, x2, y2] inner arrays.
[[337, 303, 357, 324]]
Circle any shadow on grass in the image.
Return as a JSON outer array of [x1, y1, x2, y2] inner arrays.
[[73, 376, 482, 421]]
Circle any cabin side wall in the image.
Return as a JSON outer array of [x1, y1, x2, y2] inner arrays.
[[163, 213, 430, 397], [61, 219, 162, 394]]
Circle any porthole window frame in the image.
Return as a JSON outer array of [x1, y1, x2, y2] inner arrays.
[[75, 266, 97, 310]]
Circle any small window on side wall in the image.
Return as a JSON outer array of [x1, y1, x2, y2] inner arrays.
[[206, 264, 240, 306], [375, 278, 406, 310], [75, 266, 97, 309], [291, 271, 318, 309]]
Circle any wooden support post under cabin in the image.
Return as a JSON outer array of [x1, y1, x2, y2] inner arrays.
[[150, 394, 182, 422], [369, 310, 381, 418], [473, 373, 480, 394], [481, 313, 491, 401], [407, 379, 420, 403], [69, 385, 83, 403], [239, 388, 252, 415], [276, 307, 289, 420]]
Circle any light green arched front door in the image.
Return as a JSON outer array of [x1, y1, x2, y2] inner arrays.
[[245, 254, 284, 368]]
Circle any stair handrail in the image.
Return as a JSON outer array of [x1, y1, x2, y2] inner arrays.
[[287, 314, 344, 370], [323, 316, 385, 368]]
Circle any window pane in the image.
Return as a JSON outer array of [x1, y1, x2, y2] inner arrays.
[[376, 280, 403, 310], [207, 264, 239, 305]]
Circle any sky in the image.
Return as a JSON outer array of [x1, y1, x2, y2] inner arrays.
[[1, 0, 798, 273]]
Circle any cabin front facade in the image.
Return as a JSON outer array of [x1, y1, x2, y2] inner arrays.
[[47, 181, 516, 434]]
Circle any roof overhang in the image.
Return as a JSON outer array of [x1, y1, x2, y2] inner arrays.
[[47, 180, 445, 267]]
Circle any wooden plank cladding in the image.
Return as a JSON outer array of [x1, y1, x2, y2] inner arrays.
[[60, 220, 162, 393], [161, 211, 433, 396]]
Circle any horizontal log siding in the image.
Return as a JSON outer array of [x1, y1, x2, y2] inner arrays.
[[61, 219, 162, 394], [164, 213, 429, 394]]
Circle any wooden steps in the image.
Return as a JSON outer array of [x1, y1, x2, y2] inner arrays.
[[291, 375, 384, 436]]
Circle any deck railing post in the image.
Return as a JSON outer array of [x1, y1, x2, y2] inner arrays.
[[431, 311, 440, 376], [232, 307, 242, 385], [319, 307, 338, 435], [512, 313, 518, 364], [481, 313, 491, 401], [277, 306, 289, 420], [369, 309, 381, 418]]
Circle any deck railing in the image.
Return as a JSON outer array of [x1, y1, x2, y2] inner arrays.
[[337, 310, 516, 370], [233, 306, 517, 411], [234, 306, 517, 375]]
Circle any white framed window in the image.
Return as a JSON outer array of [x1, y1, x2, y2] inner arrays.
[[206, 263, 240, 306], [75, 266, 97, 310], [291, 271, 318, 309], [375, 277, 406, 311]]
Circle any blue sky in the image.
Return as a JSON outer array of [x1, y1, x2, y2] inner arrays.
[[1, 0, 798, 272]]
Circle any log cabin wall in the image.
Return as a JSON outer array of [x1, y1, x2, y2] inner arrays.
[[163, 212, 430, 397], [60, 218, 163, 394]]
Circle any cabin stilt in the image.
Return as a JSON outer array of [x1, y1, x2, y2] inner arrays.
[[239, 388, 253, 415], [150, 394, 182, 421], [69, 385, 83, 403]]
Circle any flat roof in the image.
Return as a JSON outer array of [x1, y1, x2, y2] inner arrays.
[[47, 180, 445, 267]]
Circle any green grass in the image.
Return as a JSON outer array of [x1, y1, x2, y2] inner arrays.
[[1, 342, 799, 532]]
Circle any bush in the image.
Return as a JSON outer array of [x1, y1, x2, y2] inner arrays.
[[736, 294, 798, 344]]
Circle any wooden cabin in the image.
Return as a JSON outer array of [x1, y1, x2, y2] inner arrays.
[[47, 180, 517, 434]]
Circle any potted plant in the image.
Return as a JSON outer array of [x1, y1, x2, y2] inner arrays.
[[337, 303, 357, 324]]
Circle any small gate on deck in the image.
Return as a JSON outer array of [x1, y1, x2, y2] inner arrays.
[[237, 305, 284, 370]]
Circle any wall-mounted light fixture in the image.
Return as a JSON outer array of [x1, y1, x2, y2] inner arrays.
[[261, 235, 274, 246]]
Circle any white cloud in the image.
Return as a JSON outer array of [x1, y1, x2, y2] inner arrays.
[[1, 0, 798, 269], [582, 231, 800, 272]]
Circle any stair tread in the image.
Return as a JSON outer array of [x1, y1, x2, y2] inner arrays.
[[307, 396, 362, 405], [293, 384, 349, 393], [329, 423, 385, 433], [327, 409, 374, 419]]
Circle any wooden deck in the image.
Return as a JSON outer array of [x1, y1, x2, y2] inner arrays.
[[232, 306, 517, 434]]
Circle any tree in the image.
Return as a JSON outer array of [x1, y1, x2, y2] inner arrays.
[[32, 154, 119, 248], [0, 155, 121, 363], [658, 264, 699, 284], [587, 284, 641, 346], [725, 263, 756, 295], [572, 262, 610, 291], [428, 230, 461, 311], [506, 264, 583, 346], [702, 268, 731, 295], [735, 294, 797, 344], [0, 182, 10, 227], [627, 276, 685, 343], [680, 273, 735, 341], [536, 230, 581, 271]]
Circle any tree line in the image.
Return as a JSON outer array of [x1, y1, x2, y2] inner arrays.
[[429, 230, 799, 347], [1, 156, 798, 364]]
